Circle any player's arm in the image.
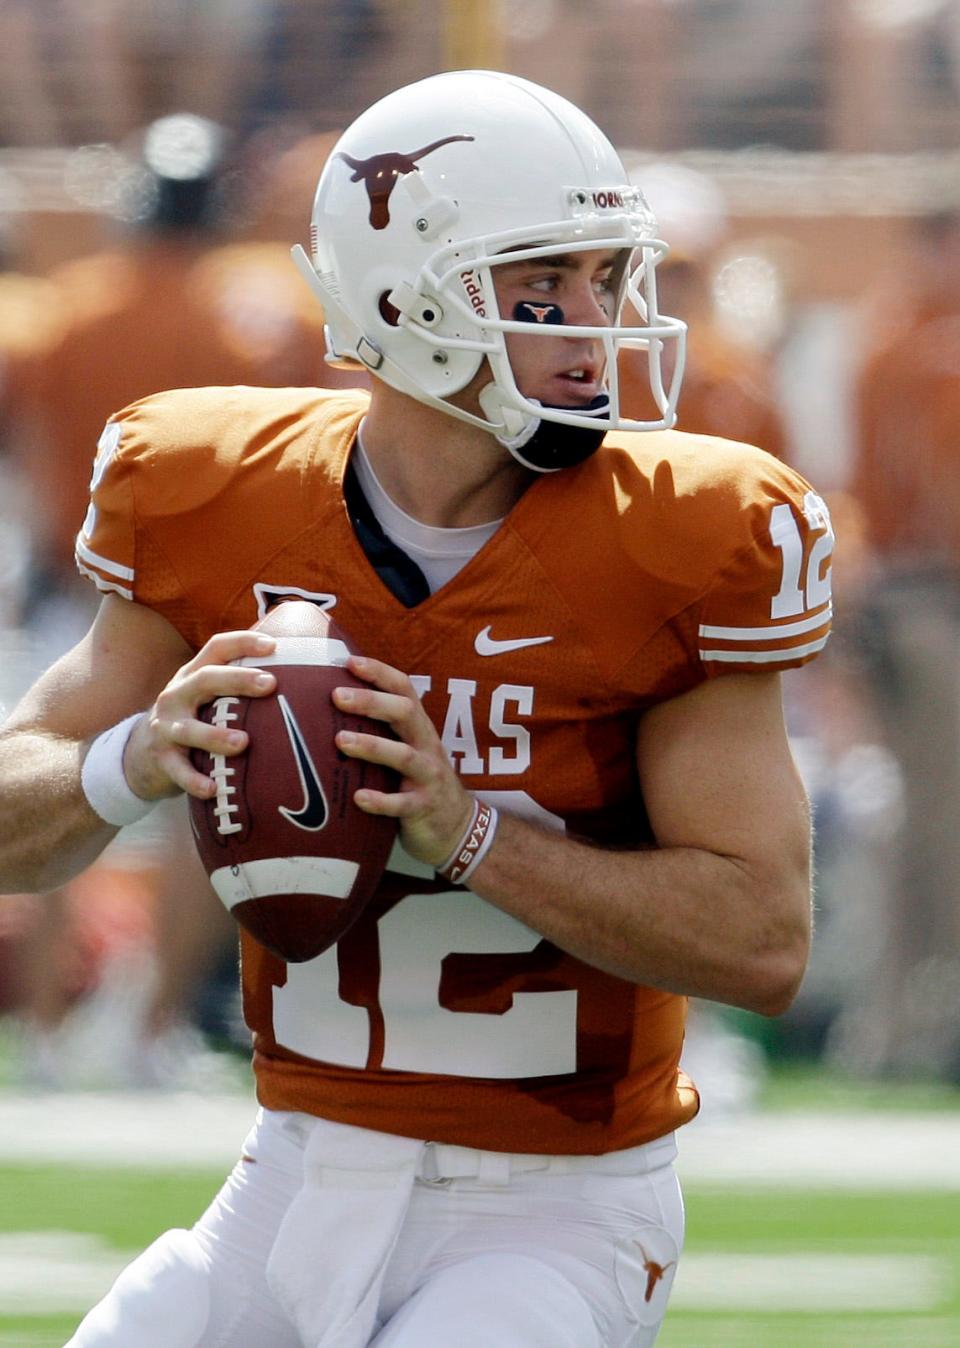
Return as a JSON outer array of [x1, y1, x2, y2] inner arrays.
[[477, 670, 811, 1015], [336, 662, 811, 1016], [0, 594, 276, 894]]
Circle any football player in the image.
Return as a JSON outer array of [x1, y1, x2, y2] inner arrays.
[[0, 71, 832, 1347]]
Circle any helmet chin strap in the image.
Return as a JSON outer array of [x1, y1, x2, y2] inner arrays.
[[478, 383, 610, 473]]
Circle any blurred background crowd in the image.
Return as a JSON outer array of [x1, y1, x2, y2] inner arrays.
[[0, 0, 959, 1101]]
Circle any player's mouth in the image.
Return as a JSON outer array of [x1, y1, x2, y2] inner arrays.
[[550, 363, 603, 403]]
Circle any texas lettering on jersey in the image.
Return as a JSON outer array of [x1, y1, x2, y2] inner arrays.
[[76, 385, 832, 1154]]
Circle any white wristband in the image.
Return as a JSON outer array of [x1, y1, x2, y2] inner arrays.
[[437, 799, 499, 887], [81, 713, 156, 828]]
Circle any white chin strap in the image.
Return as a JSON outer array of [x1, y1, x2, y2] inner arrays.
[[478, 383, 540, 452]]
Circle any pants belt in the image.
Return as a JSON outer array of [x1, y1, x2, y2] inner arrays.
[[418, 1133, 676, 1185]]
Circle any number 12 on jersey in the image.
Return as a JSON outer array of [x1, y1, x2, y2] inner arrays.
[[273, 890, 579, 1079], [769, 491, 833, 619]]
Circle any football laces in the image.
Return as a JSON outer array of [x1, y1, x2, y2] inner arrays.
[[209, 696, 242, 836]]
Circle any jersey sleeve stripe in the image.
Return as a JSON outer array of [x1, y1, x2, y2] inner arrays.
[[700, 633, 830, 664], [75, 557, 133, 601], [698, 603, 832, 642], [75, 535, 135, 582], [75, 535, 135, 600]]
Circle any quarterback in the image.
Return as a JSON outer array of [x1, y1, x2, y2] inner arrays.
[[0, 72, 831, 1347]]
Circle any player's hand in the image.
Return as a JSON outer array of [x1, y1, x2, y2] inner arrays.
[[123, 631, 277, 801], [332, 656, 474, 868]]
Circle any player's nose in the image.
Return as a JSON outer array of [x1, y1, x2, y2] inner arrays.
[[563, 278, 612, 329]]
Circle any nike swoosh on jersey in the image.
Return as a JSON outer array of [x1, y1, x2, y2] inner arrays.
[[474, 626, 555, 656], [277, 694, 329, 831]]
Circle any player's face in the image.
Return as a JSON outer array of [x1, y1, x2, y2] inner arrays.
[[492, 248, 618, 407]]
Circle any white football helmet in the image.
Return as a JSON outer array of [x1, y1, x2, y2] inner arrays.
[[292, 70, 686, 471]]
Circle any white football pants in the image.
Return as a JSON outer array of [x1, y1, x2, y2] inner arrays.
[[66, 1107, 684, 1348]]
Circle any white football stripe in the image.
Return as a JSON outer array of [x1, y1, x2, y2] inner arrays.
[[699, 604, 831, 641], [74, 534, 135, 581], [236, 636, 350, 668], [210, 855, 358, 909], [700, 634, 830, 663]]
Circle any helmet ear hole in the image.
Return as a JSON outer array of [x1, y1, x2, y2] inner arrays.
[[378, 292, 401, 327]]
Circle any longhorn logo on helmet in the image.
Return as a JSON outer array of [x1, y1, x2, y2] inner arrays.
[[335, 137, 475, 229]]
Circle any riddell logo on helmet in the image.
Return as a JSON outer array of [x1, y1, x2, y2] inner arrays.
[[335, 137, 475, 229], [461, 270, 486, 318]]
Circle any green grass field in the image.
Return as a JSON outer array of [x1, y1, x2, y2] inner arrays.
[[660, 1187, 960, 1347], [1, 1058, 957, 1345], [2, 1162, 957, 1347]]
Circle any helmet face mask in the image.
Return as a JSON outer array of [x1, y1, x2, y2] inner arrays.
[[293, 70, 686, 470]]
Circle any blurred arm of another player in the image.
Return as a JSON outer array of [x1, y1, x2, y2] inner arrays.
[[338, 660, 810, 1019], [0, 594, 276, 893]]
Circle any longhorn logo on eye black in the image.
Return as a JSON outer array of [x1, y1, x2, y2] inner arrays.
[[335, 136, 475, 229], [277, 694, 328, 831], [514, 301, 564, 325]]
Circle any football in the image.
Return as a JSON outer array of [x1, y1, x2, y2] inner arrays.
[[189, 601, 398, 962]]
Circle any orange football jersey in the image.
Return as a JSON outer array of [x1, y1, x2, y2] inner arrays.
[[76, 386, 832, 1154]]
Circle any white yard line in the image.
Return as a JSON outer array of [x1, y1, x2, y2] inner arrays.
[[657, 1318, 958, 1347], [0, 1091, 958, 1189], [671, 1252, 950, 1312], [677, 1109, 960, 1190], [0, 1090, 255, 1169], [0, 1234, 126, 1314], [0, 1234, 949, 1317]]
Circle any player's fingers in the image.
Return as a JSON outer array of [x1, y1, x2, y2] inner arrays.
[[333, 684, 432, 745], [352, 779, 476, 873], [163, 714, 248, 758], [351, 782, 430, 819], [335, 728, 427, 782], [162, 663, 276, 713], [134, 700, 251, 800], [153, 744, 217, 799], [338, 729, 473, 859], [345, 654, 409, 692], [183, 631, 276, 672], [337, 659, 442, 753]]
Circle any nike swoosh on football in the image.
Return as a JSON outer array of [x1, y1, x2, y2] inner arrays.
[[474, 626, 555, 656], [277, 694, 329, 831]]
